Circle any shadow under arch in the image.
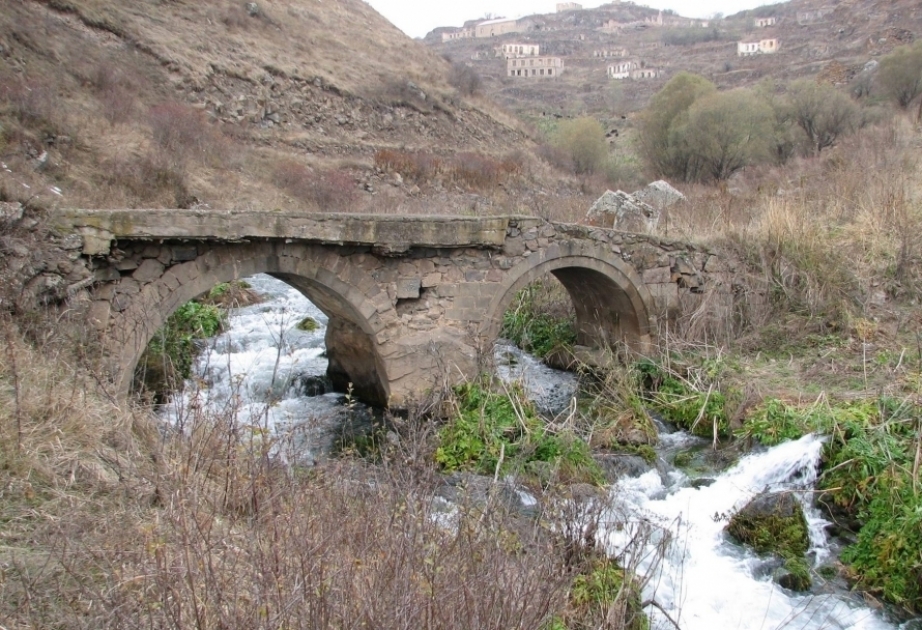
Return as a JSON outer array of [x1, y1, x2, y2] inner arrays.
[[108, 243, 395, 405], [483, 247, 656, 359]]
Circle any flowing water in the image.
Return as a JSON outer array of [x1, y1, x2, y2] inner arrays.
[[167, 274, 909, 629], [606, 433, 901, 630]]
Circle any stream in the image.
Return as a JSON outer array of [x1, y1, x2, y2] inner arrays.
[[165, 274, 911, 630]]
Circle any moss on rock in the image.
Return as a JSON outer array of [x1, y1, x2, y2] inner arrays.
[[726, 491, 809, 558]]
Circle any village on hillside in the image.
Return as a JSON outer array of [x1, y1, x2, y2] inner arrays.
[[434, 1, 785, 86]]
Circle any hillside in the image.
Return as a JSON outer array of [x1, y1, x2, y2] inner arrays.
[[0, 0, 548, 215], [428, 0, 922, 120]]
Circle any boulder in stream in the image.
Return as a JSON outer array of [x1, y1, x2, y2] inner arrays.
[[726, 491, 810, 558], [726, 491, 812, 590]]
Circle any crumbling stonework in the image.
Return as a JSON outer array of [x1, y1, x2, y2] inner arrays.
[[0, 203, 94, 313]]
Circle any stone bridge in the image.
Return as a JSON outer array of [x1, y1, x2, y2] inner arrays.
[[52, 210, 729, 407]]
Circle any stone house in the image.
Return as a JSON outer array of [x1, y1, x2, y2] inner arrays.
[[631, 68, 659, 79], [754, 16, 777, 27], [594, 48, 629, 58], [476, 17, 519, 37], [607, 60, 638, 79], [501, 43, 540, 57], [556, 2, 582, 11], [737, 38, 779, 56], [441, 28, 474, 42], [507, 56, 565, 77], [797, 9, 830, 25]]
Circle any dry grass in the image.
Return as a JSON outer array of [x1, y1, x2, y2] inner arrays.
[[656, 115, 922, 343], [0, 314, 660, 629]]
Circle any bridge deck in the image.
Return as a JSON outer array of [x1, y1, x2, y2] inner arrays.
[[55, 209, 535, 253]]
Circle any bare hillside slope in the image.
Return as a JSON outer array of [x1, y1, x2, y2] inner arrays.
[[0, 0, 539, 212]]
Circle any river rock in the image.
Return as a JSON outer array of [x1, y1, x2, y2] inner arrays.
[[436, 471, 539, 519], [593, 453, 653, 483], [726, 491, 809, 558]]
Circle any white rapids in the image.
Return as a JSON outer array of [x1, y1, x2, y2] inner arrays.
[[162, 274, 349, 464], [606, 434, 900, 630]]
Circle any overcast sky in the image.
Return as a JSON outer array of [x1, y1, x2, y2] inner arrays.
[[364, 1, 770, 38]]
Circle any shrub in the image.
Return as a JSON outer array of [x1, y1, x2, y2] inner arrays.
[[551, 117, 608, 175], [88, 61, 139, 125], [448, 62, 482, 97], [876, 42, 922, 109], [785, 79, 859, 155], [448, 152, 520, 189], [675, 89, 774, 181], [373, 149, 521, 191], [638, 72, 716, 180], [99, 153, 194, 208], [147, 101, 225, 166]]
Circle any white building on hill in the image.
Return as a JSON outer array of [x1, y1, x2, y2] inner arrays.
[[507, 56, 564, 77], [502, 43, 540, 57], [608, 60, 638, 79], [737, 38, 779, 56]]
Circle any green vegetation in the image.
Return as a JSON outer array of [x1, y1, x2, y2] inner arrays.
[[135, 299, 226, 398], [150, 300, 224, 379], [435, 381, 603, 486], [501, 283, 577, 358], [785, 79, 859, 155], [736, 398, 813, 446], [639, 72, 716, 181], [726, 498, 810, 558], [547, 556, 648, 630], [779, 557, 812, 592], [677, 89, 774, 181], [733, 396, 922, 611], [817, 398, 922, 612], [639, 72, 862, 180], [636, 358, 731, 439], [296, 316, 320, 332]]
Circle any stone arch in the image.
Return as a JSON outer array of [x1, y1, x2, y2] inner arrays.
[[483, 241, 656, 357], [102, 242, 398, 404]]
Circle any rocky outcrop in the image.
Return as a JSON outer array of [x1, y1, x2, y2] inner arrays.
[[585, 181, 685, 233], [632, 180, 685, 210], [726, 491, 812, 591], [586, 190, 659, 233]]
